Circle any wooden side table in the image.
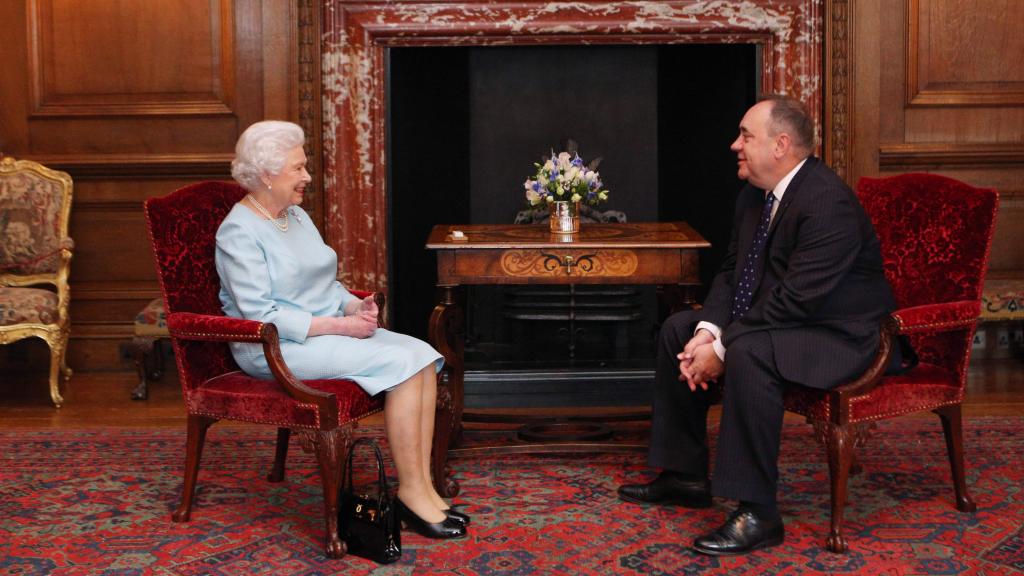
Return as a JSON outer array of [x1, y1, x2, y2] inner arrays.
[[425, 222, 710, 455]]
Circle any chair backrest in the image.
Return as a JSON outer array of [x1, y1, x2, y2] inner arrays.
[[144, 181, 247, 388], [856, 173, 998, 377], [857, 173, 998, 309], [0, 157, 73, 281]]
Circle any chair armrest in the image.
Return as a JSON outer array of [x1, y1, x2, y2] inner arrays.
[[826, 301, 980, 422], [167, 311, 340, 427], [892, 300, 979, 334], [829, 316, 897, 403], [167, 311, 266, 342]]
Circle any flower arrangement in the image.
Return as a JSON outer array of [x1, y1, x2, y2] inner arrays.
[[523, 147, 609, 207]]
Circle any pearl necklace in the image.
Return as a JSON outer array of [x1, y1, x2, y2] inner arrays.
[[246, 194, 289, 232]]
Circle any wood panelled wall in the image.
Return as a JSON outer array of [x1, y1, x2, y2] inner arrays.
[[850, 0, 1024, 281], [0, 0, 299, 371], [1, 0, 1021, 374]]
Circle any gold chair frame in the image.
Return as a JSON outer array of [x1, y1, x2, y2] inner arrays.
[[0, 156, 74, 406]]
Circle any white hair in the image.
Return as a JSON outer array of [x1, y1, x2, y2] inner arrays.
[[231, 121, 306, 191]]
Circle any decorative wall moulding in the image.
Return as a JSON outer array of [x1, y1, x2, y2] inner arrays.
[[878, 143, 1024, 168], [27, 153, 235, 180], [28, 100, 236, 118]]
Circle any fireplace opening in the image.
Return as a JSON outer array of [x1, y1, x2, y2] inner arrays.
[[387, 44, 757, 407]]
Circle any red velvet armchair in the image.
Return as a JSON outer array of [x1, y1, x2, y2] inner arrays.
[[144, 181, 456, 558], [784, 173, 998, 552]]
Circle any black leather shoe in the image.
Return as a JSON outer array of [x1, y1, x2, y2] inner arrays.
[[617, 472, 712, 508], [396, 499, 467, 539], [692, 507, 784, 556], [443, 507, 470, 526]]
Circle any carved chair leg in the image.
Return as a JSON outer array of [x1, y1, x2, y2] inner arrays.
[[149, 339, 165, 381], [826, 422, 854, 553], [934, 405, 977, 512], [432, 382, 460, 498], [46, 338, 66, 408], [267, 427, 290, 482], [173, 414, 216, 522], [313, 426, 354, 559], [59, 339, 72, 382], [131, 336, 155, 400]]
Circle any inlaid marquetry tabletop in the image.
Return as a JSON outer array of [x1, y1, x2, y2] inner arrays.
[[426, 221, 709, 249], [426, 222, 710, 286]]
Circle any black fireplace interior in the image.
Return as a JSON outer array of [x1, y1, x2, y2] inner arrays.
[[387, 44, 756, 407]]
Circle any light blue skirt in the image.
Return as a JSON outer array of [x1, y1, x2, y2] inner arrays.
[[230, 328, 444, 396]]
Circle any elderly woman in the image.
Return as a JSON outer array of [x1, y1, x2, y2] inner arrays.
[[216, 120, 466, 539]]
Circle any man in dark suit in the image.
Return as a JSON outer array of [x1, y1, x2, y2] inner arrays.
[[618, 95, 897, 555]]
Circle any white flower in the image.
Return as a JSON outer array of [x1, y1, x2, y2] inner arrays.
[[524, 147, 610, 207]]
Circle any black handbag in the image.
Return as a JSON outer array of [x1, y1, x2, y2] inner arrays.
[[338, 437, 401, 564]]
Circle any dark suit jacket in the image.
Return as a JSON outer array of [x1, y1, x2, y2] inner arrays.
[[695, 157, 895, 388]]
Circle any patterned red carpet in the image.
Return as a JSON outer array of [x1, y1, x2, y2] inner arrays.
[[1, 417, 1021, 575]]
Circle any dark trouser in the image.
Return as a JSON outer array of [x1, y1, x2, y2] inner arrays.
[[647, 310, 786, 506]]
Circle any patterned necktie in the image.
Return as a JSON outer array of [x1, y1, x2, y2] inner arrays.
[[731, 192, 775, 321]]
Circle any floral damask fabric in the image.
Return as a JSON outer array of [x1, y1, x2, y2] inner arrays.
[[134, 298, 169, 337], [981, 279, 1024, 320], [0, 171, 66, 275], [857, 174, 998, 309], [0, 287, 59, 326]]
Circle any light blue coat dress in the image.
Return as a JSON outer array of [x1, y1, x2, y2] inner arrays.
[[215, 203, 443, 396]]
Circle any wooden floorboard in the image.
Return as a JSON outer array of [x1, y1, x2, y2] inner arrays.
[[1, 358, 1021, 428]]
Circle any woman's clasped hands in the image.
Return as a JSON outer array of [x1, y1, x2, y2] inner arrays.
[[338, 294, 378, 338]]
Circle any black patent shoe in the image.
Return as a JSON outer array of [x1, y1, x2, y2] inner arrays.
[[396, 499, 467, 539], [617, 471, 712, 508], [692, 507, 784, 556], [443, 507, 471, 526]]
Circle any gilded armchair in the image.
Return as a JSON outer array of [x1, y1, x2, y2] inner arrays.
[[0, 156, 74, 407]]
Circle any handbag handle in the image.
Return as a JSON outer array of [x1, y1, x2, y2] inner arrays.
[[343, 437, 388, 507]]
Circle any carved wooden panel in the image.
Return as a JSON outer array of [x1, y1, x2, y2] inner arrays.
[[319, 0, 824, 292], [1, 0, 295, 371], [28, 0, 235, 116], [906, 0, 1024, 106]]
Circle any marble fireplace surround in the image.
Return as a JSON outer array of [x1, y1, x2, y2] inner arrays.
[[307, 0, 851, 291]]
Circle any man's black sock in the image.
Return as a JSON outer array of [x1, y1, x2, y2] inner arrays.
[[662, 469, 705, 483], [740, 500, 779, 520]]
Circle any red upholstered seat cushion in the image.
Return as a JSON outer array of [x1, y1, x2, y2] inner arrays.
[[785, 362, 961, 423], [190, 371, 383, 429]]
